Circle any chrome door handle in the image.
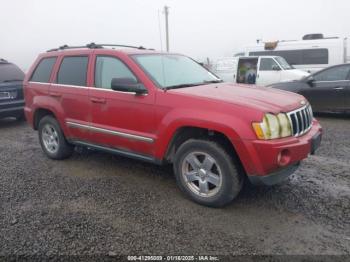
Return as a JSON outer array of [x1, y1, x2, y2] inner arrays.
[[333, 87, 344, 90], [90, 97, 106, 104], [50, 92, 62, 97]]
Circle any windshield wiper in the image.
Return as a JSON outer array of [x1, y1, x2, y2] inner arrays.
[[165, 83, 204, 90], [165, 80, 223, 90], [203, 79, 223, 84]]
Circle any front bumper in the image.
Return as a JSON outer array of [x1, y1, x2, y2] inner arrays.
[[238, 119, 322, 185], [248, 163, 300, 186]]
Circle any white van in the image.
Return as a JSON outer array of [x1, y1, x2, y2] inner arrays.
[[240, 34, 350, 73], [214, 56, 309, 86]]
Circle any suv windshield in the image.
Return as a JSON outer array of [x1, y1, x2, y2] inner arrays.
[[274, 57, 293, 70], [132, 54, 221, 89], [0, 63, 25, 83]]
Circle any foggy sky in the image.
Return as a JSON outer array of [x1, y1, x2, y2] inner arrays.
[[1, 0, 349, 71]]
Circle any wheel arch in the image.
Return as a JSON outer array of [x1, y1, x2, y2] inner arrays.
[[33, 108, 57, 130], [161, 125, 246, 175], [31, 95, 66, 132]]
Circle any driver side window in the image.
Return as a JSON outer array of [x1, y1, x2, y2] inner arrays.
[[95, 56, 137, 89], [313, 65, 350, 82], [259, 58, 280, 71]]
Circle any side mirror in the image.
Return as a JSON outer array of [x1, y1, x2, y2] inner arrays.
[[111, 78, 147, 95], [306, 76, 315, 86], [272, 65, 281, 71]]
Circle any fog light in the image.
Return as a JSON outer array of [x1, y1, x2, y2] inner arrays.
[[277, 149, 291, 166]]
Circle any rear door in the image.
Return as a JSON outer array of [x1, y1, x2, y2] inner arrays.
[[256, 58, 282, 86], [301, 65, 350, 112], [51, 53, 92, 141], [236, 58, 258, 84]]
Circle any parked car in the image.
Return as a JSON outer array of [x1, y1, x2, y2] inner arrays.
[[0, 59, 25, 120], [214, 56, 309, 86], [269, 63, 350, 113], [24, 43, 322, 207], [240, 33, 350, 73]]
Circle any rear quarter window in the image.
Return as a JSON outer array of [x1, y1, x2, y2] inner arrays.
[[57, 56, 88, 86], [30, 57, 57, 83]]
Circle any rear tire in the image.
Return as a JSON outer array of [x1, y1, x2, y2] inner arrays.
[[38, 115, 73, 160], [173, 139, 243, 207]]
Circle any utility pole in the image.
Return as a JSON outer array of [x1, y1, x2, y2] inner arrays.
[[164, 6, 170, 52]]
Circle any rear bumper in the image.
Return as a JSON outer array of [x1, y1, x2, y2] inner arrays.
[[0, 100, 24, 118], [238, 119, 322, 183], [24, 106, 35, 128]]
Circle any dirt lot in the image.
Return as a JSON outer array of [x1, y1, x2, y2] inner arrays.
[[0, 116, 349, 256]]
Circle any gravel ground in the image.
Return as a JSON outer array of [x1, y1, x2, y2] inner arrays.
[[0, 115, 349, 256]]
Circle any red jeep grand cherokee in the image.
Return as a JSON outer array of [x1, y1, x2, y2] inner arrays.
[[24, 43, 322, 207]]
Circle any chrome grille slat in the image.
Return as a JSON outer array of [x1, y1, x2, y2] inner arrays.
[[287, 105, 313, 137], [308, 106, 313, 125], [306, 108, 310, 126], [301, 110, 307, 134], [297, 111, 303, 135], [291, 114, 298, 135]]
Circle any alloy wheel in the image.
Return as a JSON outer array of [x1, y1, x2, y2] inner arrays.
[[181, 151, 223, 197], [41, 124, 59, 154]]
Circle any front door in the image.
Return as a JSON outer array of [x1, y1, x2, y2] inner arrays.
[[88, 54, 156, 156], [256, 58, 282, 86]]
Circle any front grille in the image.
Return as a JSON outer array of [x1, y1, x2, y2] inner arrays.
[[287, 105, 313, 136]]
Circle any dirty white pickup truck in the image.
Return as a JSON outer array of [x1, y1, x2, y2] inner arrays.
[[214, 56, 309, 86]]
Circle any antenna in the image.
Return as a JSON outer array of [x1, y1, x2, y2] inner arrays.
[[158, 9, 164, 51], [164, 6, 170, 52]]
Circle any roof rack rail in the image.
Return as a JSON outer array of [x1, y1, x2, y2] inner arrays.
[[97, 44, 148, 50], [47, 44, 90, 52], [47, 42, 153, 52], [0, 58, 8, 63]]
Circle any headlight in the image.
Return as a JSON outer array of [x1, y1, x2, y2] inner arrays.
[[277, 113, 292, 138], [252, 113, 292, 140]]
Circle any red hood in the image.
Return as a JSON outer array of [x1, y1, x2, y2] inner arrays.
[[169, 83, 306, 113]]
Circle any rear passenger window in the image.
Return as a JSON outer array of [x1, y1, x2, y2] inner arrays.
[[30, 57, 57, 83], [95, 56, 137, 89], [57, 56, 88, 86]]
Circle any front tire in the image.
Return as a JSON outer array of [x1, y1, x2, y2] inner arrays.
[[173, 139, 243, 207], [38, 115, 73, 160]]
